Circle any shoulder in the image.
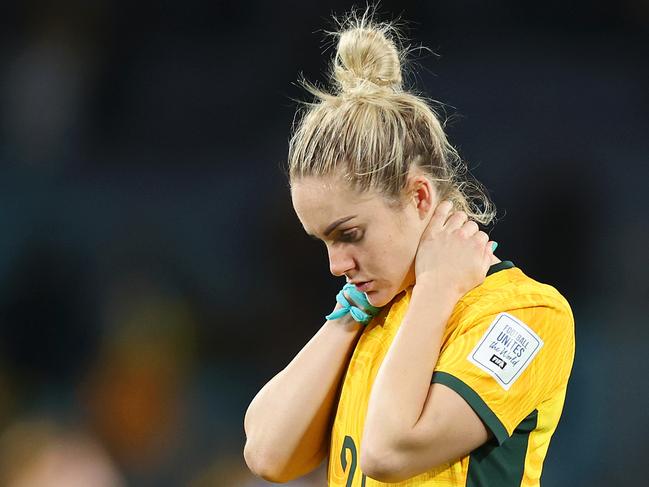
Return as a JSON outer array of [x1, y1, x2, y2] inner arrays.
[[454, 265, 574, 338], [464, 264, 571, 309]]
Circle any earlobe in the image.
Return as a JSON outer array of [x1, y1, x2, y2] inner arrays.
[[415, 182, 433, 216], [406, 174, 434, 217]]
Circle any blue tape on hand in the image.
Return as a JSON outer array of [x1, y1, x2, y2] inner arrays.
[[325, 283, 382, 325], [325, 308, 349, 321]]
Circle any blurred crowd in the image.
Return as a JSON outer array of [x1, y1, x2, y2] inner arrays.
[[0, 1, 648, 485]]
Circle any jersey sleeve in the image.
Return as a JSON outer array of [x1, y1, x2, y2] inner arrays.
[[431, 301, 575, 445]]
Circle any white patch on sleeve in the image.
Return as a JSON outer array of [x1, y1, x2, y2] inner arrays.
[[467, 312, 543, 391]]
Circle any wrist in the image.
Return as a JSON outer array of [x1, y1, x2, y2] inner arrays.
[[412, 277, 462, 307], [325, 315, 364, 334]]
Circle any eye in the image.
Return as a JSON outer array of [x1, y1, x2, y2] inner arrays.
[[338, 229, 362, 243]]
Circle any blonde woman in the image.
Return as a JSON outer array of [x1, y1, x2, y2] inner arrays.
[[244, 9, 574, 487]]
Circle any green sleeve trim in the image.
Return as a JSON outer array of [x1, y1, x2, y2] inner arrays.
[[432, 371, 509, 446], [467, 410, 538, 487]]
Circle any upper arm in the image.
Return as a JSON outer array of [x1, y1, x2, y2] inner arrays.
[[362, 304, 574, 482], [412, 380, 493, 459], [361, 382, 492, 482], [243, 367, 336, 483]]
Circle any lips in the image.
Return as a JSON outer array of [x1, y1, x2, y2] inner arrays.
[[354, 281, 373, 292]]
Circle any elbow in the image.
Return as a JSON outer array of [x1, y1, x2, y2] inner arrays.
[[244, 441, 292, 483], [360, 421, 407, 482], [360, 443, 407, 484], [243, 411, 279, 481], [243, 412, 302, 483]]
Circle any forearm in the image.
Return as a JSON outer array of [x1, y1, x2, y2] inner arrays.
[[244, 316, 363, 480], [363, 281, 460, 449]]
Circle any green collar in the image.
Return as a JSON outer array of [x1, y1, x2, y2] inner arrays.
[[486, 260, 515, 277]]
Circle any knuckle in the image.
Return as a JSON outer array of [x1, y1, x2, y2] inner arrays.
[[434, 201, 453, 219], [343, 292, 358, 308], [441, 200, 454, 212], [449, 210, 465, 221], [459, 220, 478, 236]]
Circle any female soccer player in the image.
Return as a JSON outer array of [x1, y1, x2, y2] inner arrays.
[[244, 10, 575, 487]]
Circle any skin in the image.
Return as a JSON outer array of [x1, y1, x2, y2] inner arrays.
[[291, 168, 500, 308], [291, 168, 502, 481]]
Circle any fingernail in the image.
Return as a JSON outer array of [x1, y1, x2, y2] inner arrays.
[[491, 241, 499, 252]]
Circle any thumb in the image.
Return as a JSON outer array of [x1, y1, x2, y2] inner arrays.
[[485, 240, 498, 262]]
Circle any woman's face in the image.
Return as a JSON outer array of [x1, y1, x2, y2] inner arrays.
[[291, 172, 435, 308]]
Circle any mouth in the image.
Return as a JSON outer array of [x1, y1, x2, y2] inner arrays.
[[354, 281, 373, 292]]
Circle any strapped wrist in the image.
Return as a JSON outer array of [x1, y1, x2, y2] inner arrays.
[[325, 283, 381, 325]]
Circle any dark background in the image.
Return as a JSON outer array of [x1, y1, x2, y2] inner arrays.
[[0, 1, 647, 485]]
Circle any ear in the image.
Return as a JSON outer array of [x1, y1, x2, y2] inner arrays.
[[408, 175, 436, 219]]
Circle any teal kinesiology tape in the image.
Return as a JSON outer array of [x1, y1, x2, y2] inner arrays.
[[325, 283, 381, 325]]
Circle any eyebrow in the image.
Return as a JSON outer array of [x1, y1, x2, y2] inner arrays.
[[308, 215, 357, 239]]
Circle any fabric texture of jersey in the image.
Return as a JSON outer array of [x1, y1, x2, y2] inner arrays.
[[327, 261, 575, 486]]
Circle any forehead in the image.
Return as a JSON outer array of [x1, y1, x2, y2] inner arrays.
[[291, 175, 381, 234]]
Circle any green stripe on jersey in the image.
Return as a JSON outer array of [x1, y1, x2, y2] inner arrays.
[[467, 410, 538, 486], [431, 371, 509, 445]]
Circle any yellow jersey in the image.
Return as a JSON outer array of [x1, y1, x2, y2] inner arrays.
[[327, 261, 575, 486]]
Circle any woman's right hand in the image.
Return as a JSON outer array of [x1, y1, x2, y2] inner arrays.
[[327, 283, 381, 327], [328, 296, 362, 329]]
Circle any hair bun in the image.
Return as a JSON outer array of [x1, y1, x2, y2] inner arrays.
[[333, 26, 402, 93]]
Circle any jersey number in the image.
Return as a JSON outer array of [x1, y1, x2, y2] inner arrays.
[[340, 435, 367, 486]]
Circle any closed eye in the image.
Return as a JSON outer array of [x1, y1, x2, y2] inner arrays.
[[338, 229, 362, 243]]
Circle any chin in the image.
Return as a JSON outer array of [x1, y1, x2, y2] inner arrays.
[[365, 292, 382, 308], [366, 288, 395, 308]]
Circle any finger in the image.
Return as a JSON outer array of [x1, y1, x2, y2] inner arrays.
[[343, 292, 376, 316], [342, 291, 357, 308], [487, 238, 499, 253], [343, 290, 364, 309], [444, 210, 468, 231], [343, 284, 373, 311], [475, 231, 489, 246], [479, 234, 493, 258], [460, 220, 480, 237], [428, 200, 455, 231], [482, 239, 496, 272]]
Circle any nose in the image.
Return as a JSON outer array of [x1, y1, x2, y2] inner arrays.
[[327, 244, 356, 277]]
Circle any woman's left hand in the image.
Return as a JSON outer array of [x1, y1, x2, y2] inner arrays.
[[414, 200, 496, 298]]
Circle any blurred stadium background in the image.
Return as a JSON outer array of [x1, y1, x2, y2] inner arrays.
[[0, 1, 647, 485]]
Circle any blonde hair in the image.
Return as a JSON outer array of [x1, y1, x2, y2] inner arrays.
[[287, 7, 496, 225]]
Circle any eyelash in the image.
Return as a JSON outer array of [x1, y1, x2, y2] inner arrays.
[[338, 229, 362, 243]]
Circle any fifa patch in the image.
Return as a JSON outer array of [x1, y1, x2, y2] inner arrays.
[[467, 312, 543, 391]]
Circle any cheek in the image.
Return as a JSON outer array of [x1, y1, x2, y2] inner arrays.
[[386, 236, 418, 291], [393, 228, 418, 262], [375, 233, 416, 278]]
